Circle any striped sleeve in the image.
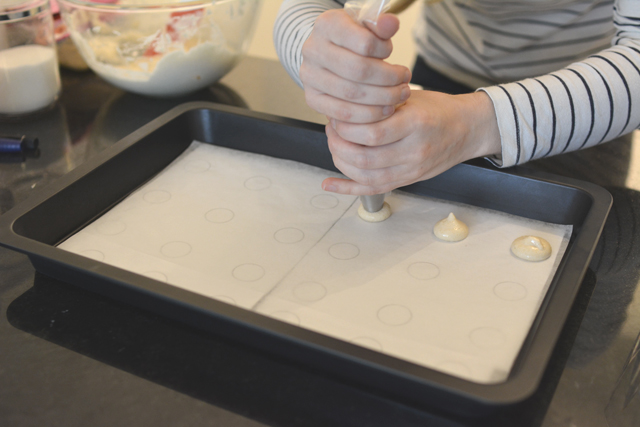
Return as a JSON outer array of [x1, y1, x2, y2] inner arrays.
[[481, 0, 640, 167], [274, 0, 345, 88]]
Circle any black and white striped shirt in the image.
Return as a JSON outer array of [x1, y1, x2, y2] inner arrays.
[[274, 0, 640, 167]]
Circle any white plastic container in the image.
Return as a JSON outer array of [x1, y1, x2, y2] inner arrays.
[[0, 0, 61, 117]]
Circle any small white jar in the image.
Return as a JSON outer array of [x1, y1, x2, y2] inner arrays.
[[0, 0, 61, 117]]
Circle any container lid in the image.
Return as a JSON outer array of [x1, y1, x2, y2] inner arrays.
[[0, 0, 50, 21]]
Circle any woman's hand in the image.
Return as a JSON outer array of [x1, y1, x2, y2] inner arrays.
[[321, 90, 502, 195], [299, 9, 412, 124]]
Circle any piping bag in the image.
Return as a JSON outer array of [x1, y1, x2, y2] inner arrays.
[[344, 0, 391, 215], [345, 0, 391, 25]]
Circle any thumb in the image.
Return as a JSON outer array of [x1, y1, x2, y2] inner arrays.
[[364, 13, 400, 40]]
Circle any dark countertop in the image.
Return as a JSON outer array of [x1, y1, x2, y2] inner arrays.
[[1, 56, 639, 427]]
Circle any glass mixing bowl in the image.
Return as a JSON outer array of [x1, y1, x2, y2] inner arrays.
[[58, 0, 260, 97]]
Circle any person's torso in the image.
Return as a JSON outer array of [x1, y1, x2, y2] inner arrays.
[[415, 0, 615, 86]]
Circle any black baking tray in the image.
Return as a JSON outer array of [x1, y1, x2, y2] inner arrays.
[[0, 102, 611, 415]]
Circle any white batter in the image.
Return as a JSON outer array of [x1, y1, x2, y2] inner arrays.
[[72, 34, 238, 97], [511, 235, 552, 261], [357, 202, 392, 222], [433, 212, 469, 242]]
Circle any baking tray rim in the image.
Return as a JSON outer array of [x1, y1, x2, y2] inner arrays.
[[0, 101, 613, 410]]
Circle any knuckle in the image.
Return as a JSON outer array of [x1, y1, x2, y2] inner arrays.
[[349, 61, 371, 82], [367, 107, 387, 123], [333, 106, 353, 122], [365, 126, 385, 145], [380, 40, 393, 58], [342, 82, 362, 101], [353, 152, 371, 169], [388, 86, 406, 104], [385, 65, 405, 86], [378, 168, 394, 185], [378, 91, 395, 106], [360, 173, 375, 187], [360, 37, 378, 57]]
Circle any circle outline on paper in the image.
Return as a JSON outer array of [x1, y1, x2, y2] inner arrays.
[[493, 281, 527, 301], [160, 241, 192, 258], [328, 242, 360, 260], [244, 176, 271, 191], [407, 262, 440, 280], [205, 208, 235, 224], [274, 227, 305, 244], [143, 190, 171, 204], [377, 304, 413, 326], [469, 327, 507, 349], [292, 281, 327, 302], [184, 159, 211, 172], [232, 263, 265, 282], [310, 194, 339, 209]]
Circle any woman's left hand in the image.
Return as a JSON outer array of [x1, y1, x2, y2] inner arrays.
[[321, 90, 502, 195]]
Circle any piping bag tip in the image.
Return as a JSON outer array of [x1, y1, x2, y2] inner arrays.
[[360, 193, 386, 213]]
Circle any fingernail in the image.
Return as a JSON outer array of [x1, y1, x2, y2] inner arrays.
[[330, 118, 337, 130], [403, 69, 411, 83], [383, 105, 395, 116], [401, 85, 411, 101], [323, 183, 337, 192]]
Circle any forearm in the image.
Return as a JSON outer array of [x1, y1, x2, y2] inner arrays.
[[481, 0, 640, 167], [462, 91, 501, 161]]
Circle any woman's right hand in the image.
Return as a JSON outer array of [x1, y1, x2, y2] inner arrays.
[[299, 9, 412, 124], [320, 90, 502, 196]]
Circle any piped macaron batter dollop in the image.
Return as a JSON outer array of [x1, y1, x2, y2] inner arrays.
[[357, 202, 392, 223], [511, 236, 552, 261], [433, 213, 469, 242]]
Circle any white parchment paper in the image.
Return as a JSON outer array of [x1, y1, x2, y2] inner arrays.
[[58, 141, 572, 383]]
